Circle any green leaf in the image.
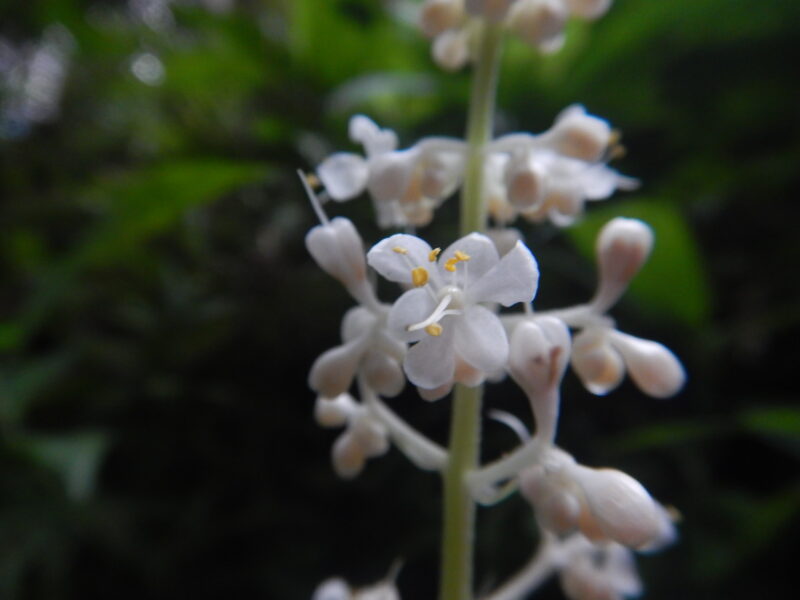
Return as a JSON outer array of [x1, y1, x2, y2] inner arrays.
[[17, 431, 110, 501], [567, 198, 711, 325], [0, 354, 71, 425], [739, 406, 800, 438]]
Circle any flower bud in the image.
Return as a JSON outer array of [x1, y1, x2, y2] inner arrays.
[[505, 151, 547, 210], [432, 28, 470, 71], [594, 217, 653, 310], [314, 393, 357, 428], [537, 487, 582, 533], [313, 578, 352, 600], [564, 0, 612, 20], [546, 185, 584, 227], [306, 217, 368, 290], [332, 432, 366, 479], [420, 151, 463, 200], [571, 328, 625, 396], [549, 105, 611, 162], [308, 338, 366, 397], [350, 413, 390, 458], [419, 0, 464, 38], [608, 331, 685, 399], [362, 351, 405, 397], [367, 151, 416, 202], [509, 317, 571, 397], [573, 465, 663, 549], [508, 0, 568, 51]]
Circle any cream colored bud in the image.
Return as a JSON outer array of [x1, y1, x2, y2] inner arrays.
[[508, 0, 568, 50], [314, 394, 356, 428], [306, 217, 368, 289], [362, 352, 405, 398], [350, 413, 390, 458], [564, 0, 612, 20], [549, 105, 611, 162], [594, 218, 653, 310], [432, 28, 470, 71], [332, 432, 366, 479], [537, 487, 581, 533], [420, 0, 464, 38], [609, 331, 686, 399], [571, 328, 625, 396], [574, 466, 663, 549], [505, 152, 547, 210], [308, 338, 365, 397]]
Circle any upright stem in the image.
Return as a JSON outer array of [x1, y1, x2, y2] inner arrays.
[[439, 22, 504, 600]]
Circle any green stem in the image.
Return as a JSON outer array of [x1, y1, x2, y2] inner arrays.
[[439, 23, 504, 600]]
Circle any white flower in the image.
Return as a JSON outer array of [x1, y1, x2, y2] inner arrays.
[[559, 537, 642, 600], [367, 232, 539, 390], [317, 115, 465, 228]]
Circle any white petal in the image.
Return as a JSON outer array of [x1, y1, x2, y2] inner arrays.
[[314, 393, 357, 428], [368, 234, 436, 286], [313, 578, 352, 600], [332, 432, 366, 479], [341, 306, 376, 343], [571, 328, 625, 395], [387, 288, 438, 343], [362, 351, 405, 397], [466, 240, 539, 306], [404, 329, 456, 389], [349, 114, 397, 156], [367, 150, 416, 203], [308, 337, 367, 397], [317, 153, 369, 201], [439, 232, 499, 285], [305, 217, 368, 289], [454, 305, 508, 375]]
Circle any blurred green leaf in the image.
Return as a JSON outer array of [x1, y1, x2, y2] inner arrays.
[[0, 354, 71, 425], [17, 431, 109, 501], [567, 198, 712, 325]]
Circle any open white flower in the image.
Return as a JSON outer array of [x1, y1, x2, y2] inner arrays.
[[367, 232, 539, 390]]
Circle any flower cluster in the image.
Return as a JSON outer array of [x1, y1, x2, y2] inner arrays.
[[419, 0, 613, 70], [316, 107, 633, 230]]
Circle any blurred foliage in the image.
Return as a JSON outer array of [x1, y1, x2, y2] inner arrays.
[[0, 0, 798, 598]]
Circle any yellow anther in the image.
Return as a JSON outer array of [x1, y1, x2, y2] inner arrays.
[[454, 250, 471, 262], [411, 266, 429, 287], [305, 172, 321, 189], [428, 248, 441, 262], [444, 258, 459, 272], [425, 323, 443, 337], [393, 246, 408, 254]]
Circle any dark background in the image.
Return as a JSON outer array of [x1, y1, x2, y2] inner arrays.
[[1, 0, 798, 598]]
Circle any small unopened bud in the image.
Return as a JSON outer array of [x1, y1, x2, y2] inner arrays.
[[314, 393, 357, 428], [508, 0, 568, 50], [505, 152, 547, 210], [420, 0, 464, 38], [350, 413, 390, 458], [306, 217, 368, 290], [549, 105, 611, 162], [594, 217, 653, 310], [313, 578, 352, 600], [609, 331, 685, 399], [332, 432, 366, 479], [571, 328, 625, 396], [432, 28, 470, 71], [546, 185, 584, 227], [308, 338, 366, 397], [564, 0, 612, 20], [362, 352, 405, 397], [573, 465, 663, 549]]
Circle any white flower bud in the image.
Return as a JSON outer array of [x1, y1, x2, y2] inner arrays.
[[349, 115, 398, 156], [432, 28, 470, 71], [508, 0, 568, 51], [573, 465, 663, 549], [465, 0, 514, 22], [608, 331, 685, 399], [560, 541, 641, 600], [594, 217, 653, 310], [308, 338, 367, 397], [367, 151, 416, 202], [350, 413, 390, 458], [332, 432, 366, 479], [564, 0, 612, 20], [317, 153, 369, 201], [538, 487, 582, 533], [544, 185, 584, 227], [509, 317, 571, 397], [548, 105, 611, 162], [314, 393, 357, 428], [313, 578, 352, 600], [505, 151, 547, 210], [571, 328, 625, 396], [362, 351, 405, 397], [306, 217, 368, 291], [419, 0, 464, 38], [420, 151, 463, 200]]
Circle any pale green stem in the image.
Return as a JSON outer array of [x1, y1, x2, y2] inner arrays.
[[439, 22, 504, 600]]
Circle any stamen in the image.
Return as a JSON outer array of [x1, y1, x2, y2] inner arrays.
[[407, 294, 452, 332], [444, 248, 471, 272], [393, 246, 408, 254], [411, 266, 429, 287], [428, 248, 441, 262], [444, 258, 459, 272], [454, 250, 471, 262], [425, 323, 443, 337], [297, 169, 329, 226]]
